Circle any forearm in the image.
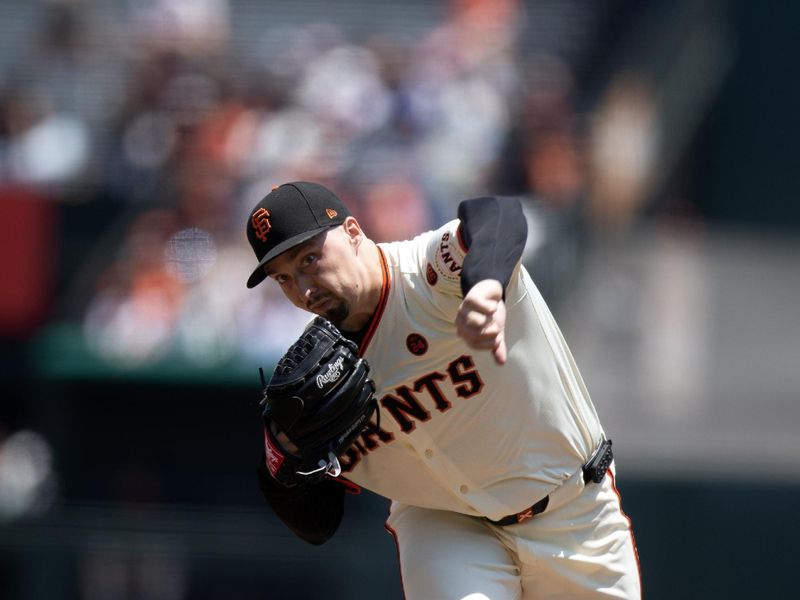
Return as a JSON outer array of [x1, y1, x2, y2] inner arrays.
[[457, 196, 527, 297]]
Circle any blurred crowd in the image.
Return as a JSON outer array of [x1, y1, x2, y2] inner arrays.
[[0, 0, 654, 366]]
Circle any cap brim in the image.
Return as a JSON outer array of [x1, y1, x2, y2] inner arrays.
[[246, 224, 334, 288]]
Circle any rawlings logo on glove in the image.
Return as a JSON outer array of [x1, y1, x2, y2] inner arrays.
[[316, 356, 346, 388], [263, 427, 286, 478]]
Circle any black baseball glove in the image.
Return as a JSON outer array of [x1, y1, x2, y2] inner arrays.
[[259, 317, 377, 488]]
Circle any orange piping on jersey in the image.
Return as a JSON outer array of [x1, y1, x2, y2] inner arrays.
[[384, 505, 408, 600], [358, 247, 390, 356], [456, 224, 469, 252], [333, 476, 362, 495], [608, 469, 643, 592]]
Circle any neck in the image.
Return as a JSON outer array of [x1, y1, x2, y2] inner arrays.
[[340, 239, 384, 333]]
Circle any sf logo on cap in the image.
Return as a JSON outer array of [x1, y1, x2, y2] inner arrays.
[[251, 208, 272, 242]]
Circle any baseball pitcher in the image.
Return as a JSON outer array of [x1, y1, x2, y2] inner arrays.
[[246, 182, 641, 599]]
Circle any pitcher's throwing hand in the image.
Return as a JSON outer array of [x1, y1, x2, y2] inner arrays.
[[456, 279, 507, 364]]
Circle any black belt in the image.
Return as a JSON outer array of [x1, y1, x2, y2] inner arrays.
[[487, 440, 613, 527]]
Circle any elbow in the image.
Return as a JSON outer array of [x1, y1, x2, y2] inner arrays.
[[293, 517, 341, 546], [299, 530, 334, 546]]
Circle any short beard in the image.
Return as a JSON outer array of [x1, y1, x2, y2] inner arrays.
[[323, 301, 350, 328]]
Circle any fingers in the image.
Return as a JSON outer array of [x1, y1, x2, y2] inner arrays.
[[456, 306, 499, 336], [455, 280, 507, 364], [460, 281, 502, 313], [271, 422, 301, 455], [492, 332, 507, 365], [457, 319, 506, 365], [456, 281, 503, 332], [455, 312, 502, 345]]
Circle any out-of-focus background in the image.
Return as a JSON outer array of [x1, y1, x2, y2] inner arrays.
[[1, 0, 798, 598]]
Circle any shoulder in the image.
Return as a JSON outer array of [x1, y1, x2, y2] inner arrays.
[[377, 226, 440, 271], [378, 220, 466, 298], [379, 221, 463, 269]]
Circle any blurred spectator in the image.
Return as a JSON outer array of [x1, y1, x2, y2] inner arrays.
[[404, 0, 521, 214], [83, 209, 185, 363], [491, 52, 586, 209], [1, 85, 90, 186], [355, 176, 433, 243], [587, 72, 659, 231], [522, 54, 585, 208], [0, 428, 57, 521], [130, 0, 231, 58]]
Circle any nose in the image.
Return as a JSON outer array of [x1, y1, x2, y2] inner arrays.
[[296, 274, 316, 303]]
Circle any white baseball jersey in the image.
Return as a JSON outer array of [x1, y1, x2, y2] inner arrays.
[[339, 219, 606, 522]]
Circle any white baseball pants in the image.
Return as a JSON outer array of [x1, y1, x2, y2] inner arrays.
[[384, 467, 641, 600]]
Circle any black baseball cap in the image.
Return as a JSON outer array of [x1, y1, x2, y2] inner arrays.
[[246, 181, 351, 288]]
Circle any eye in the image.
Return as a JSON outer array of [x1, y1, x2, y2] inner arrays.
[[272, 273, 289, 285], [301, 253, 317, 267]]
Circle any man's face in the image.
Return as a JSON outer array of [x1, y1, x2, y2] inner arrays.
[[262, 225, 359, 328]]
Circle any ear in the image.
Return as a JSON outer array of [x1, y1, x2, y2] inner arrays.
[[342, 216, 363, 246]]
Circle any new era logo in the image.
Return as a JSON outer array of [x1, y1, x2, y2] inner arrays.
[[325, 208, 338, 219]]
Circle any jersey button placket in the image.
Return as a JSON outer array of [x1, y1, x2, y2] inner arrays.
[[459, 485, 469, 494]]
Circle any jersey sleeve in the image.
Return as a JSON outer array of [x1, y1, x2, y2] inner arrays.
[[422, 196, 527, 299], [457, 196, 527, 298], [256, 453, 345, 545], [422, 219, 469, 297]]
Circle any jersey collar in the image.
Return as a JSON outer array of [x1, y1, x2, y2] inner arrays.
[[356, 246, 390, 356]]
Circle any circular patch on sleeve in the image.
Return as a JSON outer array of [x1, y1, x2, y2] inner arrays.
[[406, 333, 429, 356], [431, 230, 465, 282], [426, 263, 438, 286]]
